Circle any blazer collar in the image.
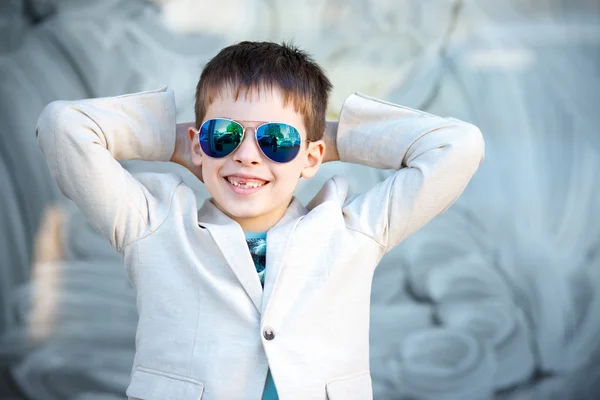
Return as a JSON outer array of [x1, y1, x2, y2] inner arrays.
[[197, 198, 307, 313]]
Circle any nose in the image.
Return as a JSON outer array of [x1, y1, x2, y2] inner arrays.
[[232, 127, 263, 165]]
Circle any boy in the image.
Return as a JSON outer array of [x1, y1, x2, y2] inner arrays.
[[36, 41, 484, 400]]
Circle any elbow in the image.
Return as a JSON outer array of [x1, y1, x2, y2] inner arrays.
[[36, 100, 71, 141], [459, 122, 485, 166], [471, 124, 486, 165]]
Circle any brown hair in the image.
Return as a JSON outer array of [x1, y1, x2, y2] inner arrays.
[[195, 41, 332, 142]]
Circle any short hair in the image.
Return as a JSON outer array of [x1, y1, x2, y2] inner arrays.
[[195, 41, 332, 142]]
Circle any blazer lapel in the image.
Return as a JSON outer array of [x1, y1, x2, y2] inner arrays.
[[261, 198, 307, 315], [197, 200, 263, 313]]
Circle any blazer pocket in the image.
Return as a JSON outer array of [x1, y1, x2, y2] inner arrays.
[[126, 366, 204, 400], [326, 371, 373, 400]]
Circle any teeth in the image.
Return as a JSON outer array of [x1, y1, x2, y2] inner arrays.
[[227, 177, 266, 189]]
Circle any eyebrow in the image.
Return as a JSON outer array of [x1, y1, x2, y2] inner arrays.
[[223, 118, 269, 124]]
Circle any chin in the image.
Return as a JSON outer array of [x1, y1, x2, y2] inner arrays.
[[228, 209, 263, 219], [220, 203, 268, 219]]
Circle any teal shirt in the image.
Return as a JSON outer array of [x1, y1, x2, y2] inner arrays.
[[244, 232, 278, 400]]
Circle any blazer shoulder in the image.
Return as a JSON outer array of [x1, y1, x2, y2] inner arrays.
[[305, 175, 350, 211], [131, 171, 184, 196], [304, 176, 380, 242], [123, 171, 189, 242]]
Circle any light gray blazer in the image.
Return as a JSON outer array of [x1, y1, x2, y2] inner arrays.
[[36, 87, 484, 400]]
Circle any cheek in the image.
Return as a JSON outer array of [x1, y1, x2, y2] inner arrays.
[[272, 163, 302, 191], [202, 160, 224, 186]]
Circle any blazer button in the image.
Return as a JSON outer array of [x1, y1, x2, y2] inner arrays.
[[263, 327, 275, 341]]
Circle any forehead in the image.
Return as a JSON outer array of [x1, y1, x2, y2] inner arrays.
[[203, 85, 305, 128]]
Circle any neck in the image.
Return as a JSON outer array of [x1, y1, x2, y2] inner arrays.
[[218, 201, 290, 233], [236, 210, 286, 232]]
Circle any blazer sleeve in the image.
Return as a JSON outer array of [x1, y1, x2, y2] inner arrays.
[[36, 87, 178, 251], [338, 92, 485, 252]]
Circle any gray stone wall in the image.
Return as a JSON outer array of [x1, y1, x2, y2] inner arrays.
[[1, 0, 599, 398]]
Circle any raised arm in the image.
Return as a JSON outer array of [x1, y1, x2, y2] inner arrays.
[[337, 93, 485, 251], [36, 87, 178, 251]]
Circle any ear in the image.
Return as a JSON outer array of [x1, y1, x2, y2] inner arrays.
[[188, 127, 203, 167], [301, 140, 325, 179]]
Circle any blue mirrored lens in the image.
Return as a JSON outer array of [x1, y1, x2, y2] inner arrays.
[[256, 123, 302, 163], [199, 119, 243, 158]]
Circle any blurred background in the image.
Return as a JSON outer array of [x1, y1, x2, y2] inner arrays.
[[1, 0, 599, 399]]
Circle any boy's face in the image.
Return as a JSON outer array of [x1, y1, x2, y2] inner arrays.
[[189, 86, 325, 232]]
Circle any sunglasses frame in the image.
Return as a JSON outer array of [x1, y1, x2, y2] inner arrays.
[[198, 118, 307, 164]]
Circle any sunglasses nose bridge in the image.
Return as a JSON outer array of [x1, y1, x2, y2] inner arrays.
[[243, 125, 256, 136], [233, 126, 263, 164], [239, 125, 259, 148]]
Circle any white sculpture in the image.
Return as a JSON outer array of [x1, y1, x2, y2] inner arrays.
[[1, 0, 599, 398]]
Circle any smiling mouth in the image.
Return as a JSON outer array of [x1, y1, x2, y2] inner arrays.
[[225, 176, 269, 189]]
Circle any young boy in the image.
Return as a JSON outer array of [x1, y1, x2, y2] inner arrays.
[[36, 41, 484, 400]]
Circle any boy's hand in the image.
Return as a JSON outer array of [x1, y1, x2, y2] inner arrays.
[[322, 121, 339, 163], [171, 122, 203, 182]]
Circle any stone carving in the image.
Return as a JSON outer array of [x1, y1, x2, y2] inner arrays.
[[1, 0, 599, 398]]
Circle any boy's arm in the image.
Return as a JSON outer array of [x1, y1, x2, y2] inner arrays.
[[172, 122, 203, 182], [322, 121, 340, 163], [334, 92, 485, 251], [36, 87, 178, 251]]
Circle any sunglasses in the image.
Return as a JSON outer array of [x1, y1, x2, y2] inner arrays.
[[198, 118, 303, 163]]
